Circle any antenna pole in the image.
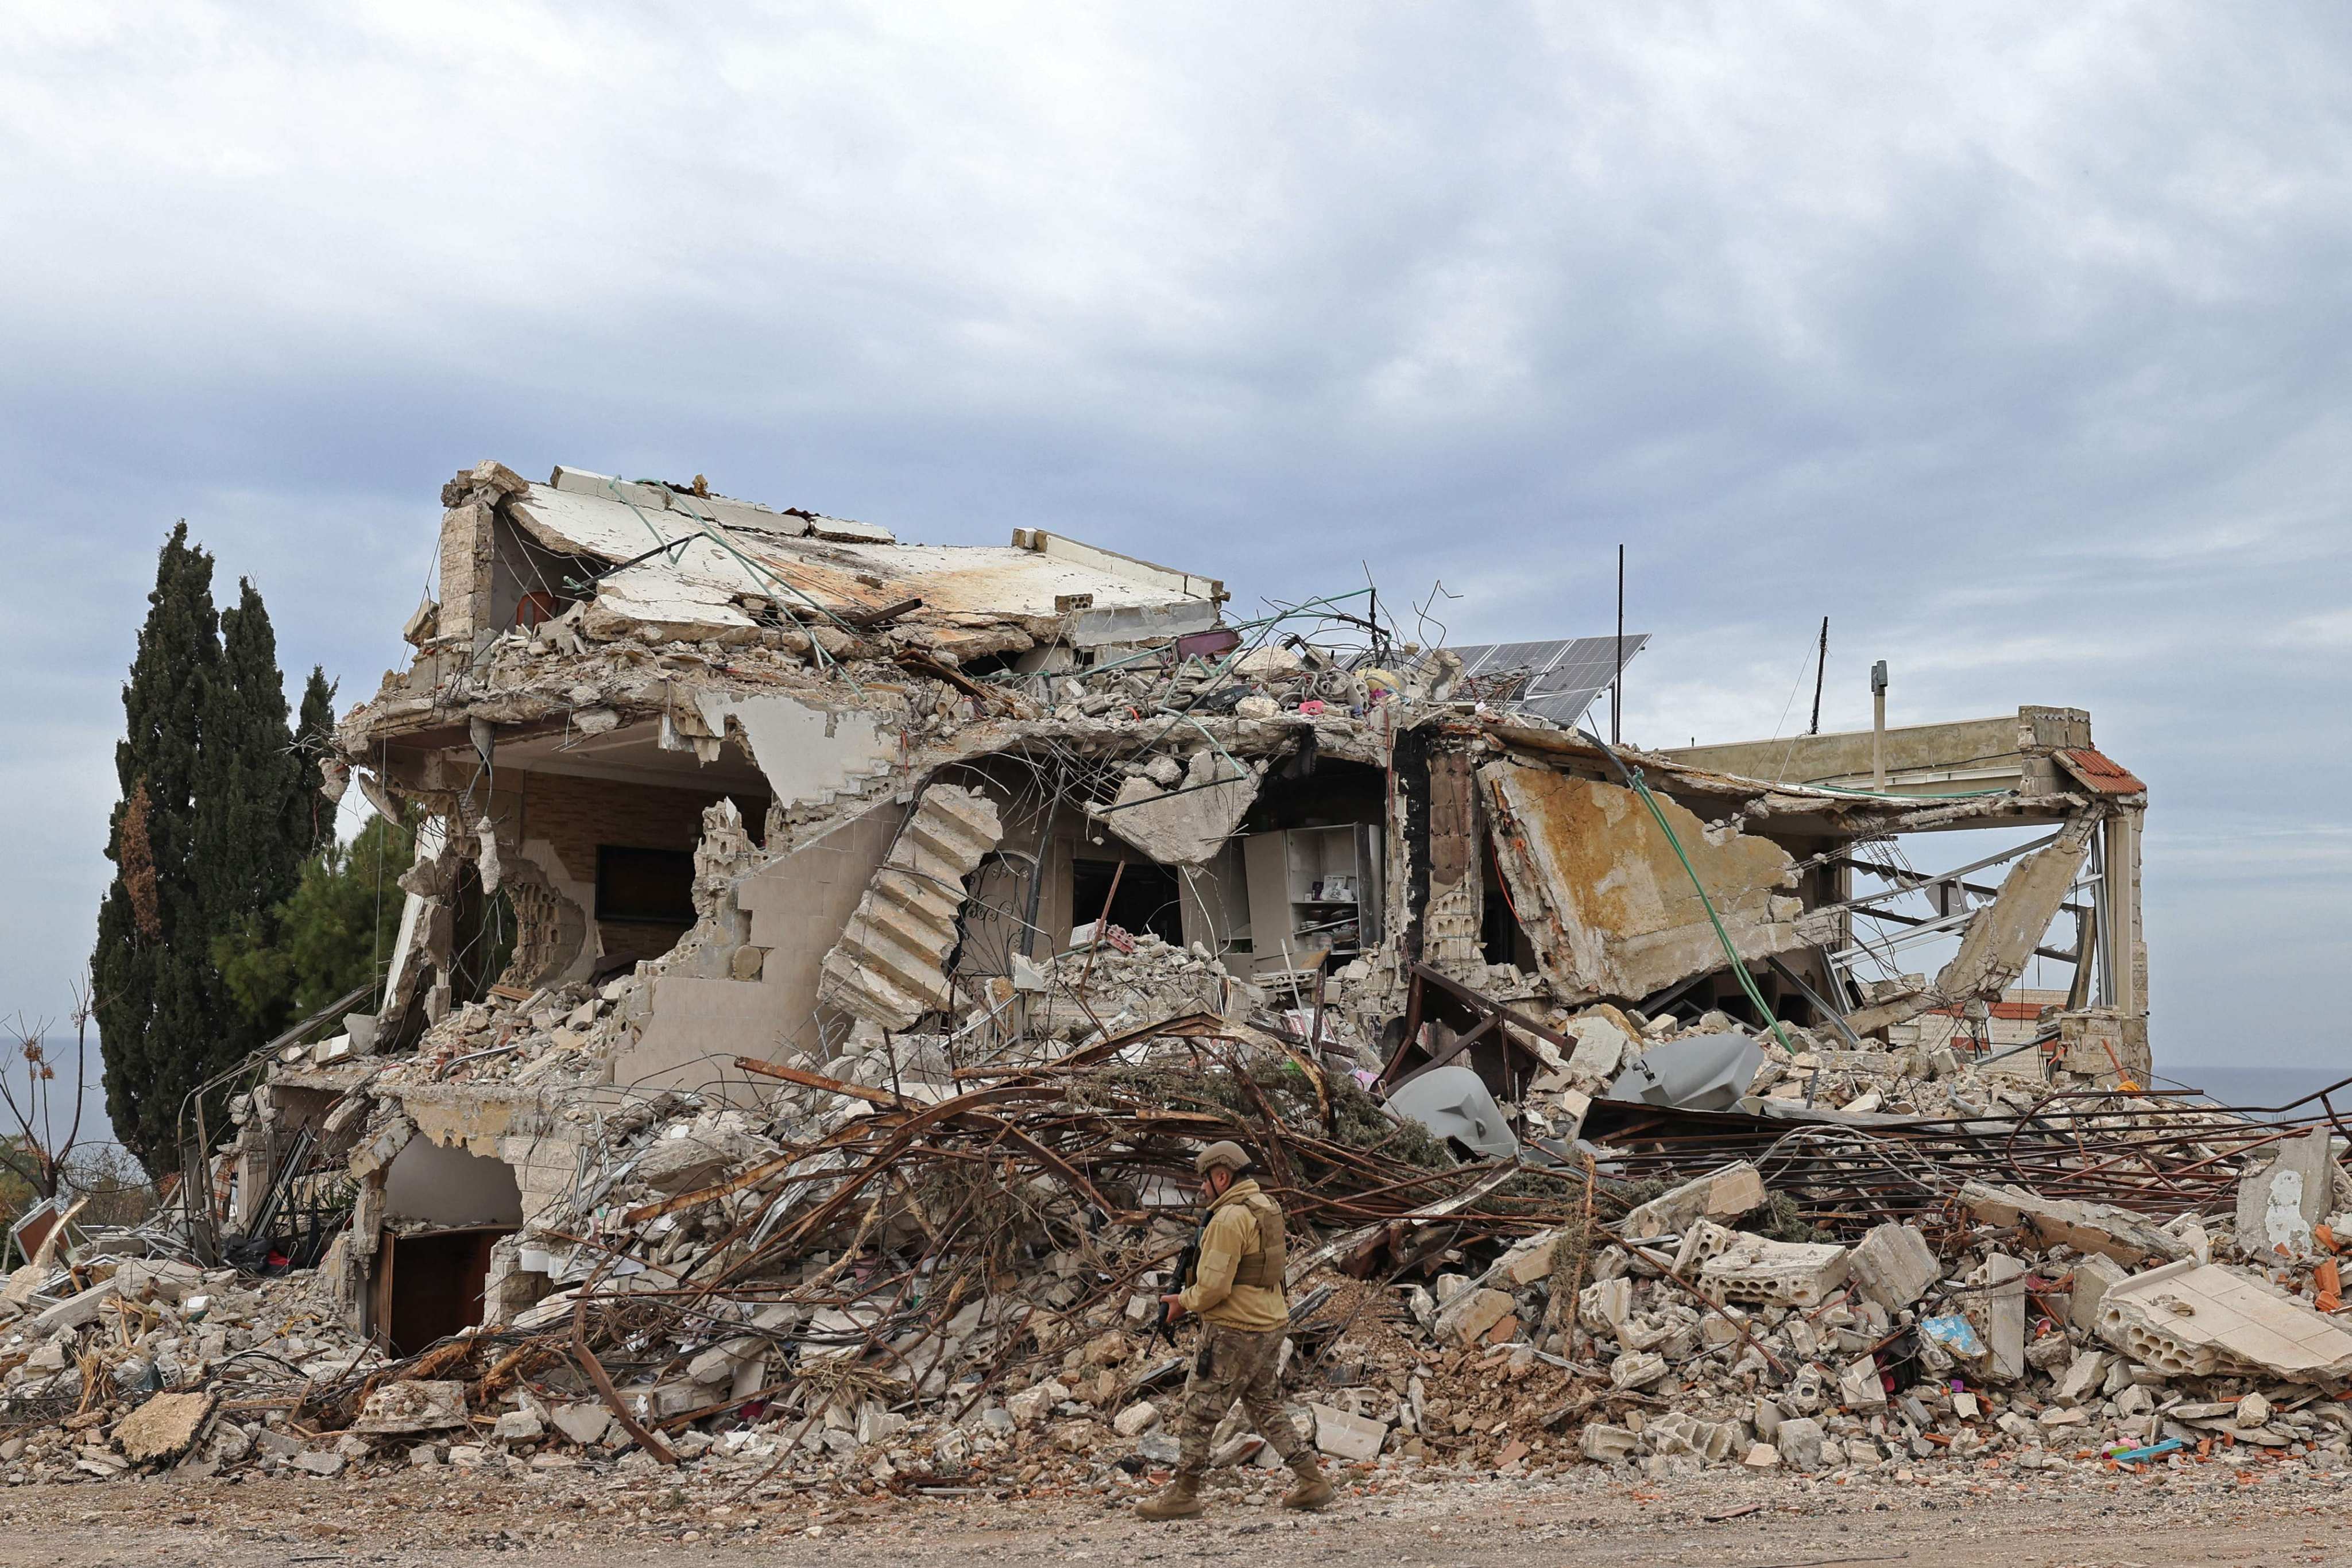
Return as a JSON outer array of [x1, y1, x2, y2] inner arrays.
[[1808, 616, 1828, 735], [1613, 544, 1624, 746]]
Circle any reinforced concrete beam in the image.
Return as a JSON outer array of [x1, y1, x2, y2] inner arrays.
[[1662, 707, 2092, 799]]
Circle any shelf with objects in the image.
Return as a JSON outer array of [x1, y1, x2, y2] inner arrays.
[[1240, 821, 1383, 982]]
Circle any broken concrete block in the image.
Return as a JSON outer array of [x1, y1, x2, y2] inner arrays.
[[1959, 1181, 2186, 1265], [687, 1339, 752, 1384], [2237, 1391, 2272, 1428], [1435, 1286, 1514, 1347], [1838, 1354, 1886, 1410], [293, 1449, 346, 1477], [1645, 1410, 1738, 1461], [2237, 1127, 2335, 1257], [1007, 1379, 1067, 1427], [1608, 1351, 1668, 1389], [637, 1110, 777, 1195], [1564, 1016, 1631, 1082], [30, 1278, 119, 1335], [1741, 1441, 1780, 1468], [253, 1428, 304, 1460], [1775, 1416, 1825, 1472], [856, 1404, 907, 1446], [2056, 1350, 2107, 1407], [2069, 1253, 2126, 1333], [1849, 1222, 1937, 1312], [548, 1403, 614, 1446], [2098, 1259, 2352, 1383], [1620, 1162, 1767, 1241], [1696, 1234, 1850, 1308], [1097, 752, 1260, 866], [493, 1409, 543, 1442], [2163, 1214, 2212, 1264], [1488, 1228, 1569, 1288], [0, 1263, 48, 1313], [1135, 1430, 1182, 1466], [112, 1258, 203, 1305], [114, 1392, 215, 1465], [1579, 1276, 1633, 1335], [2054, 1007, 2151, 1083], [1309, 1404, 1385, 1462], [1672, 1218, 1739, 1276], [1981, 1253, 2028, 1383], [353, 1380, 470, 1434], [1579, 1423, 1639, 1462], [1113, 1401, 1160, 1438]]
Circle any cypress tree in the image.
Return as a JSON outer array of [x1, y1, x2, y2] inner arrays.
[[94, 525, 227, 1172], [197, 582, 306, 920], [193, 580, 307, 1058], [293, 667, 338, 854]]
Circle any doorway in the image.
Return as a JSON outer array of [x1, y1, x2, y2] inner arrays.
[[374, 1226, 513, 1356], [1071, 858, 1184, 946]]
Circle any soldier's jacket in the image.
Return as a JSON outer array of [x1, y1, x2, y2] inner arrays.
[[1175, 1176, 1287, 1331]]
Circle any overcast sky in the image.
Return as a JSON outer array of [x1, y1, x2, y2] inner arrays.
[[4, 3, 2347, 1089]]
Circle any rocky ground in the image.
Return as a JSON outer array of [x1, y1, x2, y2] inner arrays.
[[1, 1459, 2346, 1567]]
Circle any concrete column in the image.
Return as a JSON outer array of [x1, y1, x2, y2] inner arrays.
[[1421, 749, 1482, 971], [436, 501, 496, 649], [2100, 809, 2144, 1017]]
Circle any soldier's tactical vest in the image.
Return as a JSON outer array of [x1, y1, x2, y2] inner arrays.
[[1228, 1191, 1287, 1291]]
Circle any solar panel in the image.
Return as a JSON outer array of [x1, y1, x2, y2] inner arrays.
[[1422, 633, 1649, 725]]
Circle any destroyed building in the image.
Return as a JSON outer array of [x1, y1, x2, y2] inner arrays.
[[221, 459, 2151, 1350], [56, 459, 2352, 1506]]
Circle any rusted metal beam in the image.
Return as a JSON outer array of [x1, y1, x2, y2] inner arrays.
[[733, 1055, 908, 1108]]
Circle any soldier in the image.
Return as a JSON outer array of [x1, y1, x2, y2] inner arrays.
[[1134, 1140, 1334, 1520]]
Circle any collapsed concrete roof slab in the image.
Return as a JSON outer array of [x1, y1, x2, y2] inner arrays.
[[505, 474, 1221, 633], [1480, 762, 1805, 1002]]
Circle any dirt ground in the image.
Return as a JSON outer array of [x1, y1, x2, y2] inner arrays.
[[0, 1459, 2345, 1568]]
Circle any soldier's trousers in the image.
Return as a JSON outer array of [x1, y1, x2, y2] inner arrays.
[[1173, 1323, 1309, 1477]]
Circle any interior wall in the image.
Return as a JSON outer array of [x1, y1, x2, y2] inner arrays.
[[1178, 837, 1251, 958], [613, 797, 908, 1088], [488, 513, 598, 632], [382, 1137, 526, 1228], [955, 754, 1386, 970], [483, 767, 770, 970]]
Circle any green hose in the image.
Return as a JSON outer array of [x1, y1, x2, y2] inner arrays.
[[1578, 729, 1799, 1054]]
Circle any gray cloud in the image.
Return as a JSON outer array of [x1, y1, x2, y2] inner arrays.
[[4, 2, 2349, 1083]]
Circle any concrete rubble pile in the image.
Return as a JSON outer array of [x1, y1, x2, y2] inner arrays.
[[13, 458, 2268, 1502], [11, 1001, 2351, 1497], [0, 1256, 389, 1481]]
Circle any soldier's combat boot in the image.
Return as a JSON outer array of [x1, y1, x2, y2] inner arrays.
[[1281, 1456, 1334, 1510], [1135, 1474, 1205, 1520]]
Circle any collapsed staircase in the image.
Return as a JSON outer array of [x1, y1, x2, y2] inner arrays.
[[816, 783, 1005, 1031]]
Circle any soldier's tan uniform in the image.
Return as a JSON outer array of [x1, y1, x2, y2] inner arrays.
[[1136, 1142, 1332, 1519], [1172, 1178, 1307, 1474]]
